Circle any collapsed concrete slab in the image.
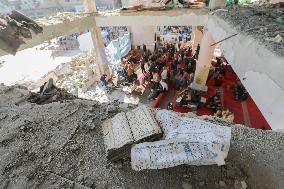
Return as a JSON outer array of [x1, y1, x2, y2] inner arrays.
[[96, 8, 209, 27], [0, 11, 43, 55], [207, 11, 284, 131], [0, 12, 95, 56], [0, 9, 209, 56], [0, 85, 283, 189]]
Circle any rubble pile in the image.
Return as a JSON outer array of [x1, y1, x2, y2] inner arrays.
[[54, 52, 96, 95], [0, 11, 43, 54], [214, 3, 284, 56], [36, 12, 91, 26], [56, 70, 88, 96], [0, 85, 283, 188], [28, 79, 76, 105]]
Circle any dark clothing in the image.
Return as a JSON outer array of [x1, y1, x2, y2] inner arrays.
[[181, 51, 185, 61], [143, 44, 147, 52], [171, 61, 178, 71], [149, 63, 156, 73], [184, 57, 190, 67], [128, 73, 137, 83], [148, 83, 164, 100], [100, 75, 108, 86], [141, 62, 145, 74], [195, 45, 200, 59]]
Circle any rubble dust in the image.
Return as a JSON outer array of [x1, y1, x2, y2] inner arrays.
[[0, 85, 283, 188], [214, 3, 284, 57], [0, 11, 43, 55]]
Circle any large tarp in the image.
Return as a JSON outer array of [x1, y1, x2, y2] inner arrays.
[[105, 32, 131, 65], [131, 110, 231, 170]]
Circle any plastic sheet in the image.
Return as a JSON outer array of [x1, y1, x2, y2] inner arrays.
[[131, 110, 231, 170]]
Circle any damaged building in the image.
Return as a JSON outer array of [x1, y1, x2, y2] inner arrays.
[[0, 0, 284, 189]]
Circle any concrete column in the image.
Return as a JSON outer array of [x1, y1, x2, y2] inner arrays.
[[208, 0, 227, 10], [192, 26, 203, 52], [121, 0, 129, 7], [91, 26, 110, 76], [131, 25, 155, 52], [84, 0, 96, 13], [83, 0, 97, 80], [193, 32, 216, 87], [84, 0, 110, 76]]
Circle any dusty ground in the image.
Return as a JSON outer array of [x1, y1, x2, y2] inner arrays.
[[214, 3, 284, 57], [0, 85, 283, 189]]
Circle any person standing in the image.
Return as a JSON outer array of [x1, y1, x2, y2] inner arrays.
[[194, 44, 200, 59], [143, 44, 147, 52]]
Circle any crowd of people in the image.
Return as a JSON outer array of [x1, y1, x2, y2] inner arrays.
[[135, 43, 200, 101], [102, 36, 239, 123]]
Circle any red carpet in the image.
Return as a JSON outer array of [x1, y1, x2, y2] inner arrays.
[[246, 96, 271, 130], [170, 61, 271, 130], [222, 67, 245, 125]]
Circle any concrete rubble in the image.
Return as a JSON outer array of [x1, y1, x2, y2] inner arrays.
[[0, 11, 43, 54], [36, 12, 92, 27], [31, 52, 97, 98], [27, 79, 77, 105], [0, 84, 283, 188], [214, 3, 284, 56]]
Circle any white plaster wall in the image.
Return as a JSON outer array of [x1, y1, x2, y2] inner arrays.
[[95, 13, 208, 27], [207, 15, 284, 130], [131, 26, 155, 51]]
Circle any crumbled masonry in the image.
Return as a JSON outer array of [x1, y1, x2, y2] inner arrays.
[[0, 11, 42, 54], [0, 85, 283, 189], [214, 3, 284, 56]]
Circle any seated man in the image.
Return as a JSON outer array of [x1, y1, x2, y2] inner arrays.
[[189, 89, 202, 105], [178, 70, 186, 88], [180, 90, 192, 106], [127, 65, 137, 83], [100, 74, 108, 86], [208, 95, 223, 112], [161, 66, 168, 82], [222, 109, 235, 123], [213, 70, 224, 87], [167, 103, 173, 110], [234, 84, 248, 101], [147, 81, 165, 101], [214, 109, 223, 118], [160, 79, 168, 92]]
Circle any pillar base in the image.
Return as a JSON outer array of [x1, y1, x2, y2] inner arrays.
[[189, 83, 208, 92]]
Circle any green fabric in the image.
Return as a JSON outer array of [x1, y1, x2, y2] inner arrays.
[[227, 0, 251, 6], [166, 3, 177, 8]]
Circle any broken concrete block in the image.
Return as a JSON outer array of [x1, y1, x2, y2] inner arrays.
[[0, 11, 42, 55], [102, 105, 162, 161], [208, 0, 227, 10]]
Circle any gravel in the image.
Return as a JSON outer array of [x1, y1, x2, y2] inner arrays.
[[213, 3, 284, 57], [0, 85, 283, 189]]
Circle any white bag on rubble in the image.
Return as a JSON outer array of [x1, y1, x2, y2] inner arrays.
[[131, 110, 231, 170]]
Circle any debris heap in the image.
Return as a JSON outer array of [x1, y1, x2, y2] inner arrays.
[[214, 3, 284, 56], [0, 85, 283, 189], [0, 11, 43, 54]]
